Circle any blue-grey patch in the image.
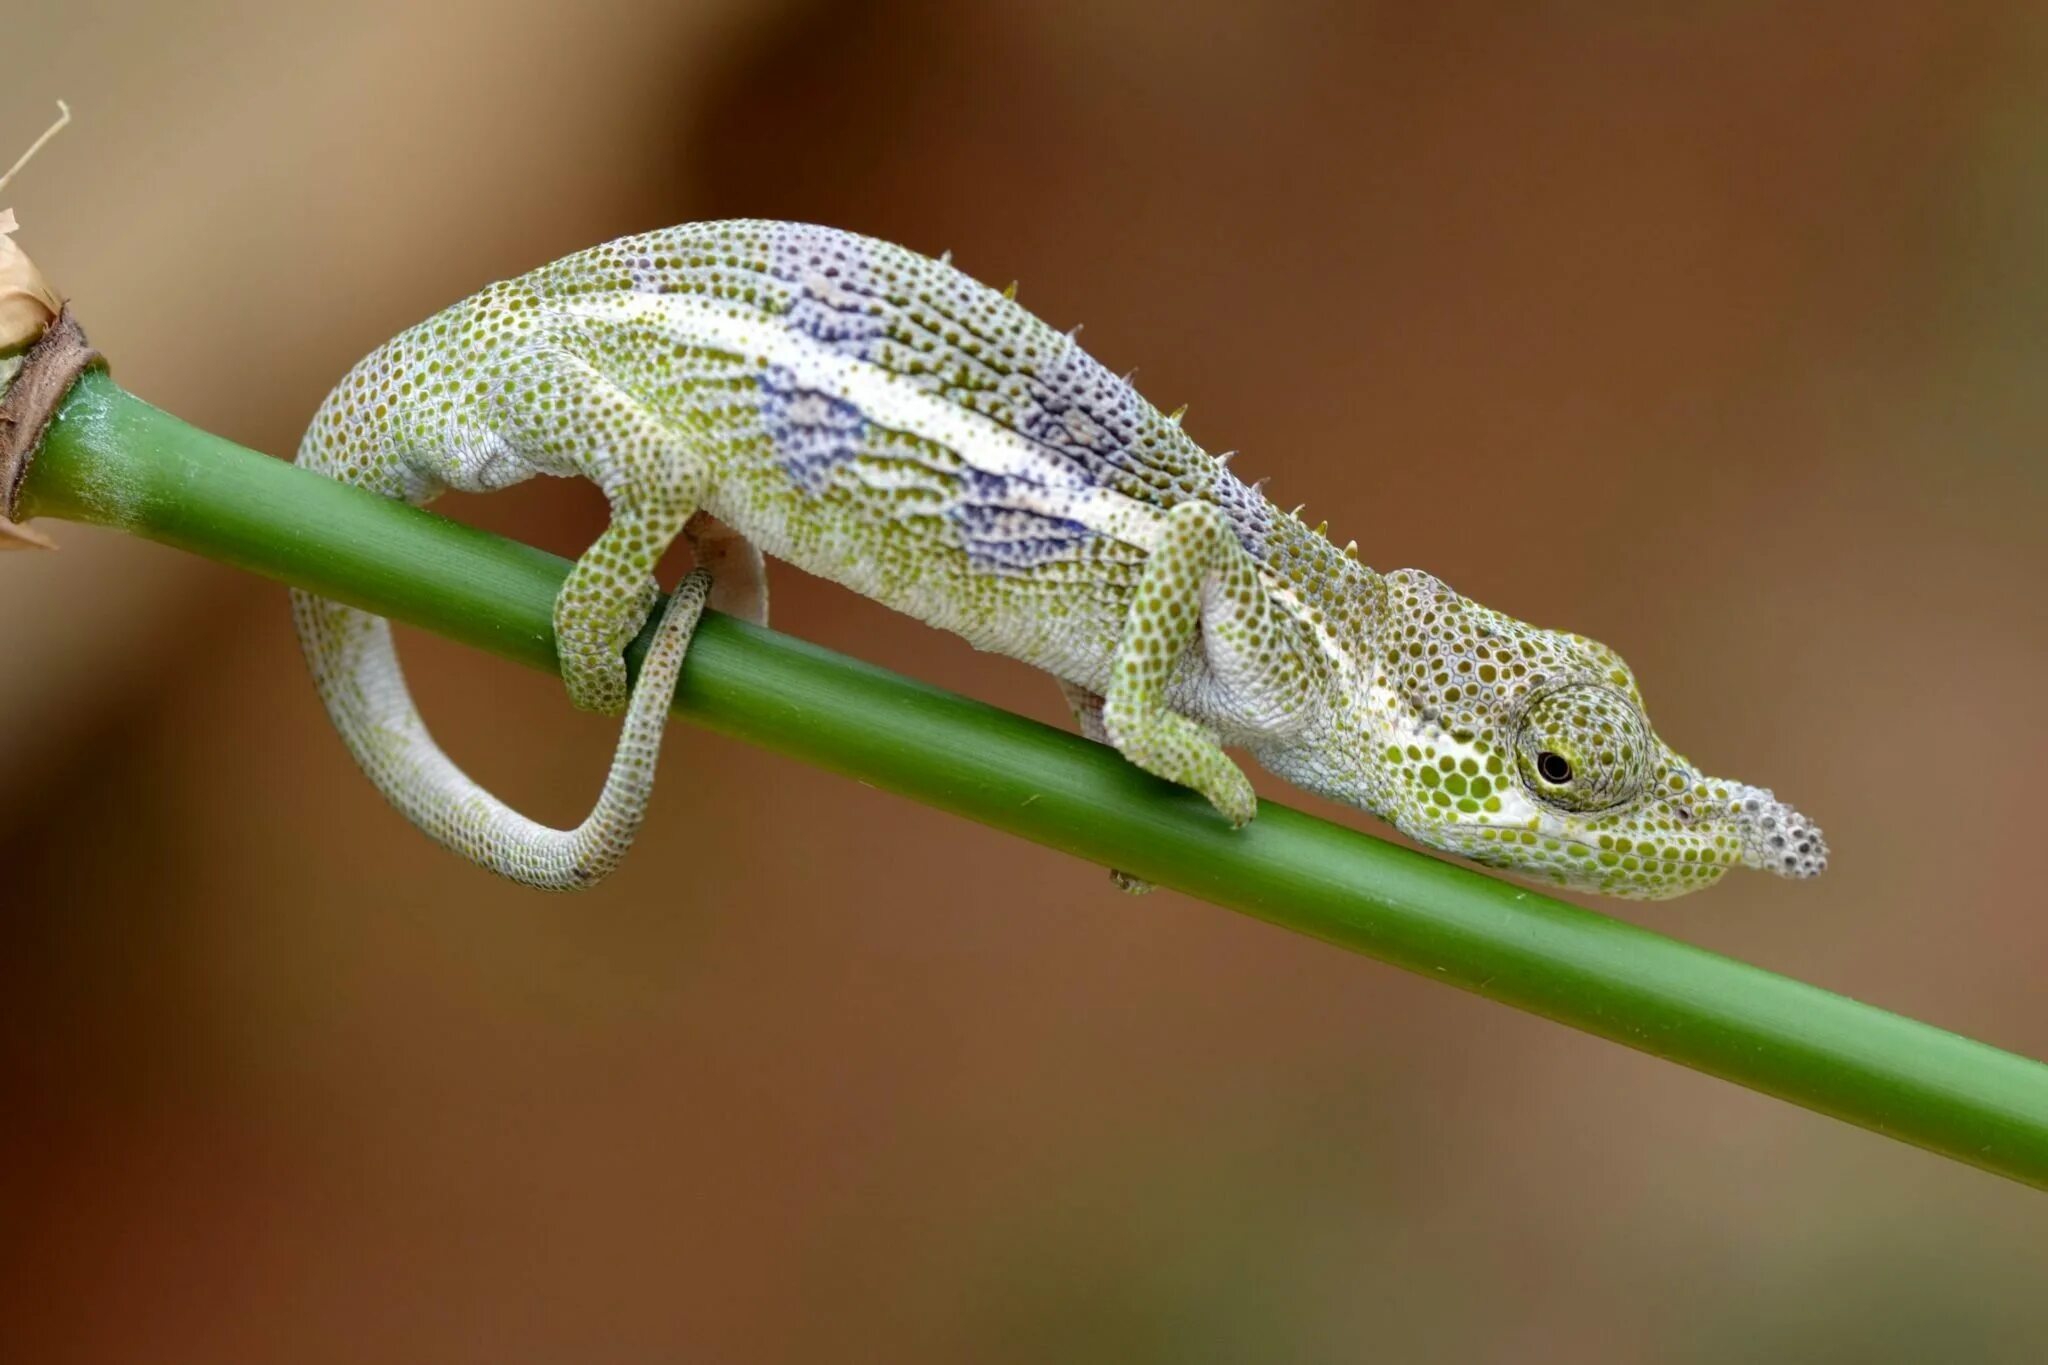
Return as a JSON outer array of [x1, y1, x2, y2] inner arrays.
[[762, 223, 1273, 557], [767, 226, 894, 357], [760, 363, 868, 493], [950, 468, 1091, 574], [1013, 389, 1126, 463], [1010, 364, 1272, 559]]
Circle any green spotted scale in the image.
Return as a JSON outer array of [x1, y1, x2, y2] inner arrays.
[[292, 220, 1826, 897]]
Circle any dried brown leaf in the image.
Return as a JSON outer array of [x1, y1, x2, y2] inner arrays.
[[0, 103, 71, 353], [1, 210, 63, 350]]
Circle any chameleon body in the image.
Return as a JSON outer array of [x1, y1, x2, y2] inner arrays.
[[293, 220, 1826, 897]]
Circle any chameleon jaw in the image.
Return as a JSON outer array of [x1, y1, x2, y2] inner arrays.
[[1422, 771, 1828, 899], [1437, 820, 1733, 900]]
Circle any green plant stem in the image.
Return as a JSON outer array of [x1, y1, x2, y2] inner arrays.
[[18, 368, 2048, 1189]]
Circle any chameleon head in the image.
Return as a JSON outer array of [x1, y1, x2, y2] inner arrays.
[[1365, 569, 1827, 900]]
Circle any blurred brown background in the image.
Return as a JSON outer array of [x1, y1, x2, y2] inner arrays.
[[4, 2, 2046, 1360]]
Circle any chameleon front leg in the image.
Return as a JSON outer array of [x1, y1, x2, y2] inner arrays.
[[1103, 500, 1305, 829], [1058, 680, 1155, 894]]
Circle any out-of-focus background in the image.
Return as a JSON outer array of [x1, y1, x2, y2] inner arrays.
[[4, 3, 2045, 1360]]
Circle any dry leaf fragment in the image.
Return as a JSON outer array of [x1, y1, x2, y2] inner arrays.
[[0, 102, 71, 353], [0, 103, 73, 547], [0, 221, 61, 547], [1, 209, 63, 351]]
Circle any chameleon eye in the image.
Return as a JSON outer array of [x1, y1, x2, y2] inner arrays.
[[1516, 685, 1650, 813]]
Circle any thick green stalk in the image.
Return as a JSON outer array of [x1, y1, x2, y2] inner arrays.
[[16, 369, 2048, 1189]]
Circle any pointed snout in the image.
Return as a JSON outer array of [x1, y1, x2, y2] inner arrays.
[[1729, 785, 1828, 879]]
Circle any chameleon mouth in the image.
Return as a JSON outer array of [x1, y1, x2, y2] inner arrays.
[[1441, 782, 1829, 886], [1443, 824, 1708, 880], [1729, 786, 1828, 880]]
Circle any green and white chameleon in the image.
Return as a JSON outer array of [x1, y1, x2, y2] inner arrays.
[[292, 220, 1826, 898]]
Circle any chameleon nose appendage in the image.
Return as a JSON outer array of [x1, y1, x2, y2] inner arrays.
[[1730, 786, 1829, 880]]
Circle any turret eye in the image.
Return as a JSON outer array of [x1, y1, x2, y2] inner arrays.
[[1515, 684, 1652, 813]]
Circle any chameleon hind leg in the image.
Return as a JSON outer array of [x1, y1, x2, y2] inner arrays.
[[556, 505, 695, 714], [686, 511, 769, 626], [524, 368, 732, 880], [1103, 499, 1309, 830]]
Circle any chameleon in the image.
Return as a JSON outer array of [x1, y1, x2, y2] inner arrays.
[[291, 220, 1827, 898]]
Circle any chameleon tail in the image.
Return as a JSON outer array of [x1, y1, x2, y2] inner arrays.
[[288, 571, 707, 890]]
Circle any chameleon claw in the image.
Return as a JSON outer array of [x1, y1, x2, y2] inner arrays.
[[1110, 867, 1156, 895]]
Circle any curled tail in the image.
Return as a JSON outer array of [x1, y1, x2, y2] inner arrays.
[[290, 573, 707, 890]]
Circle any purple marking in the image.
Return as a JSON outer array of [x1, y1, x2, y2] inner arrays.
[[761, 223, 1273, 560], [767, 227, 893, 359], [760, 364, 868, 493], [950, 468, 1091, 574]]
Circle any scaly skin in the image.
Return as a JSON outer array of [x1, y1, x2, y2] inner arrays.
[[293, 220, 1826, 897]]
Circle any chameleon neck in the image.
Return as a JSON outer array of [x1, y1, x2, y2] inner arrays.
[[1254, 507, 1388, 678]]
